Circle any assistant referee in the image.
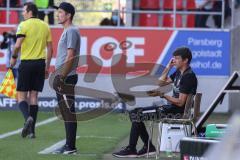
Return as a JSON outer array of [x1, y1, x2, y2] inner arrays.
[[10, 2, 53, 138]]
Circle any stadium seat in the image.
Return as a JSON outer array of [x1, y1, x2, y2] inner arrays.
[[186, 14, 195, 28], [0, 11, 5, 23], [139, 13, 159, 26], [162, 14, 182, 27], [9, 11, 19, 24], [163, 0, 183, 10], [186, 0, 196, 10], [139, 0, 160, 9], [0, 11, 19, 24], [185, 0, 196, 28]]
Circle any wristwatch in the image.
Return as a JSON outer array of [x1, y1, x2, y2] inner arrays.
[[11, 54, 18, 59]]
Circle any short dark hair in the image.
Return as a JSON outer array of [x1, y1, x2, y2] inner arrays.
[[54, 2, 75, 21], [173, 47, 192, 64], [24, 2, 38, 17]]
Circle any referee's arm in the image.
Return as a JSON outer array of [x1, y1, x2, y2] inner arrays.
[[10, 37, 24, 68], [45, 41, 53, 78]]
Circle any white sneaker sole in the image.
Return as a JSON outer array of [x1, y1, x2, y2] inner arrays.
[[63, 150, 77, 155], [112, 154, 138, 158], [138, 151, 156, 157]]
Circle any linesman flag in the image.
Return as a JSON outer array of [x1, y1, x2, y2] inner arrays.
[[0, 69, 17, 99]]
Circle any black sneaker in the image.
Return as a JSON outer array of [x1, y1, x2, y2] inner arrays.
[[137, 145, 156, 157], [112, 146, 137, 158], [21, 117, 33, 138], [52, 145, 77, 155]]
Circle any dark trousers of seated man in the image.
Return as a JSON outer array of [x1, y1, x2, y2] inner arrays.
[[128, 105, 184, 150], [56, 75, 78, 149]]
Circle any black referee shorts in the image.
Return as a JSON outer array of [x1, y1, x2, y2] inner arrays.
[[17, 59, 45, 92]]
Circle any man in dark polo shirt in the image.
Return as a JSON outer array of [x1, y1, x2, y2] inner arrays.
[[113, 47, 198, 158]]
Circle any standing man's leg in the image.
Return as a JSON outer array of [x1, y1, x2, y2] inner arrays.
[[17, 91, 29, 121], [64, 93, 77, 149], [18, 91, 34, 138], [29, 91, 39, 137], [17, 61, 34, 138], [23, 59, 45, 138], [54, 74, 78, 154], [63, 75, 77, 149]]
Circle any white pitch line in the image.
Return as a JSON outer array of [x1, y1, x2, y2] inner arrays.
[[39, 136, 80, 154], [38, 135, 117, 154], [0, 117, 58, 139], [79, 135, 118, 140]]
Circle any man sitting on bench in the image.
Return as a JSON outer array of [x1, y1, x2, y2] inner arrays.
[[112, 47, 198, 158]]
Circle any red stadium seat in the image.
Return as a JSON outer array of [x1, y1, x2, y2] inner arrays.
[[139, 0, 160, 9], [0, 11, 19, 24], [163, 0, 183, 10], [162, 14, 182, 27], [9, 11, 19, 24], [186, 14, 195, 28], [139, 13, 159, 26], [186, 0, 196, 10], [0, 11, 7, 23]]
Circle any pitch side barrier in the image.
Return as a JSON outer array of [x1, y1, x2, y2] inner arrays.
[[196, 71, 240, 131], [0, 26, 232, 114]]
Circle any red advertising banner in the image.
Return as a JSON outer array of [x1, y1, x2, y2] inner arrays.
[[0, 27, 172, 73]]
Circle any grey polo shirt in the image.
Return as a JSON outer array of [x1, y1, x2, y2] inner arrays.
[[55, 26, 81, 76]]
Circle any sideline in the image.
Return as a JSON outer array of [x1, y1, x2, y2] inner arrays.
[[0, 117, 58, 139], [38, 135, 117, 154]]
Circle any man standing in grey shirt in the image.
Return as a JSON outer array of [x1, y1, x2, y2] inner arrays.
[[52, 2, 80, 155]]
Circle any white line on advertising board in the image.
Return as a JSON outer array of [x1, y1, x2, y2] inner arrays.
[[151, 30, 178, 74], [156, 30, 178, 64]]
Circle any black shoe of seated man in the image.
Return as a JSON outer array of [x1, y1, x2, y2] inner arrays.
[[21, 117, 33, 138], [137, 145, 156, 157], [112, 146, 138, 158], [52, 144, 77, 155]]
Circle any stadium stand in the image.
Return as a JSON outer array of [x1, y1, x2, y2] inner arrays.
[[0, 0, 21, 24], [0, 10, 19, 24]]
